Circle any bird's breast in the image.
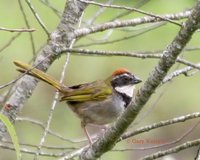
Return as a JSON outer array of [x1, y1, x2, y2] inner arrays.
[[66, 95, 125, 125]]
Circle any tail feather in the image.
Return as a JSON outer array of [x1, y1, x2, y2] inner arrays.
[[14, 60, 63, 92]]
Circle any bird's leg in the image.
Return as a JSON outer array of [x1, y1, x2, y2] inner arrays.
[[86, 124, 109, 141], [87, 124, 109, 132], [81, 121, 93, 145]]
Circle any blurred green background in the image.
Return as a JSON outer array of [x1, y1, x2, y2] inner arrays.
[[0, 0, 199, 159]]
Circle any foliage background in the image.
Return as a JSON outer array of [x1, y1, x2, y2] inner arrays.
[[0, 0, 199, 159]]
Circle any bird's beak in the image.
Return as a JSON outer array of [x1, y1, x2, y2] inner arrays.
[[132, 75, 142, 84]]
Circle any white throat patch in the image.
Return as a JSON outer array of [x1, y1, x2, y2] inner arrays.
[[115, 85, 135, 97]]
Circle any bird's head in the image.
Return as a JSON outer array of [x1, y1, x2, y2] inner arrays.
[[110, 68, 142, 97]]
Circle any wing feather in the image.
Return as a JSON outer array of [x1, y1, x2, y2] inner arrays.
[[60, 80, 112, 102]]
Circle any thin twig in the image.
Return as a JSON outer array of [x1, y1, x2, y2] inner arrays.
[[184, 46, 200, 51], [121, 112, 200, 141], [86, 0, 114, 25], [60, 48, 200, 71], [0, 143, 65, 157], [78, 0, 182, 27], [16, 117, 87, 143], [18, 0, 36, 56], [110, 0, 151, 20], [0, 27, 35, 32], [39, 0, 61, 17], [142, 139, 200, 160], [25, 0, 50, 36], [163, 63, 200, 83], [0, 77, 23, 90], [75, 22, 166, 48], [0, 32, 22, 53], [2, 139, 78, 150], [132, 84, 170, 126]]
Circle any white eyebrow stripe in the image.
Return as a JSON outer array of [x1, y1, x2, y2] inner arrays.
[[113, 73, 131, 80]]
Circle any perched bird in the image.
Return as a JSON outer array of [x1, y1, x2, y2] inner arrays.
[[14, 61, 142, 144]]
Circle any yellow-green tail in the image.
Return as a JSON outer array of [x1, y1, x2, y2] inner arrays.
[[14, 60, 63, 92]]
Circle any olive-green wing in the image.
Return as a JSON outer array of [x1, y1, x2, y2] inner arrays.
[[60, 80, 112, 102]]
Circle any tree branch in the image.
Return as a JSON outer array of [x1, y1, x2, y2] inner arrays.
[[0, 0, 89, 138], [78, 1, 200, 159], [142, 139, 200, 160], [121, 112, 200, 141], [0, 27, 35, 32], [78, 0, 182, 26], [60, 48, 200, 70], [74, 10, 191, 39]]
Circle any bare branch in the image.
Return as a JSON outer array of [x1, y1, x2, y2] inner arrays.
[[142, 139, 200, 160], [86, 0, 114, 25], [79, 1, 200, 159], [79, 0, 181, 26], [0, 27, 35, 32], [2, 139, 78, 150], [0, 32, 22, 53], [0, 143, 64, 157], [75, 22, 166, 48], [74, 10, 191, 38], [115, 120, 200, 152], [18, 0, 36, 56], [121, 112, 200, 140], [39, 0, 61, 17], [0, 78, 22, 90], [16, 117, 87, 143], [61, 48, 200, 71], [110, 0, 151, 20], [25, 0, 50, 36], [162, 64, 200, 83]]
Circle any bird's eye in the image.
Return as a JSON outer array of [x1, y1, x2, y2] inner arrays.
[[124, 77, 130, 81]]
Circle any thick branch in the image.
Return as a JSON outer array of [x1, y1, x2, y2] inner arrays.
[[79, 1, 200, 160], [0, 0, 89, 138]]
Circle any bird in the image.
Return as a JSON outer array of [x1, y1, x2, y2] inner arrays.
[[14, 60, 142, 144]]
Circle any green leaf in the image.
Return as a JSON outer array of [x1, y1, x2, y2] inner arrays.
[[0, 113, 21, 160]]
